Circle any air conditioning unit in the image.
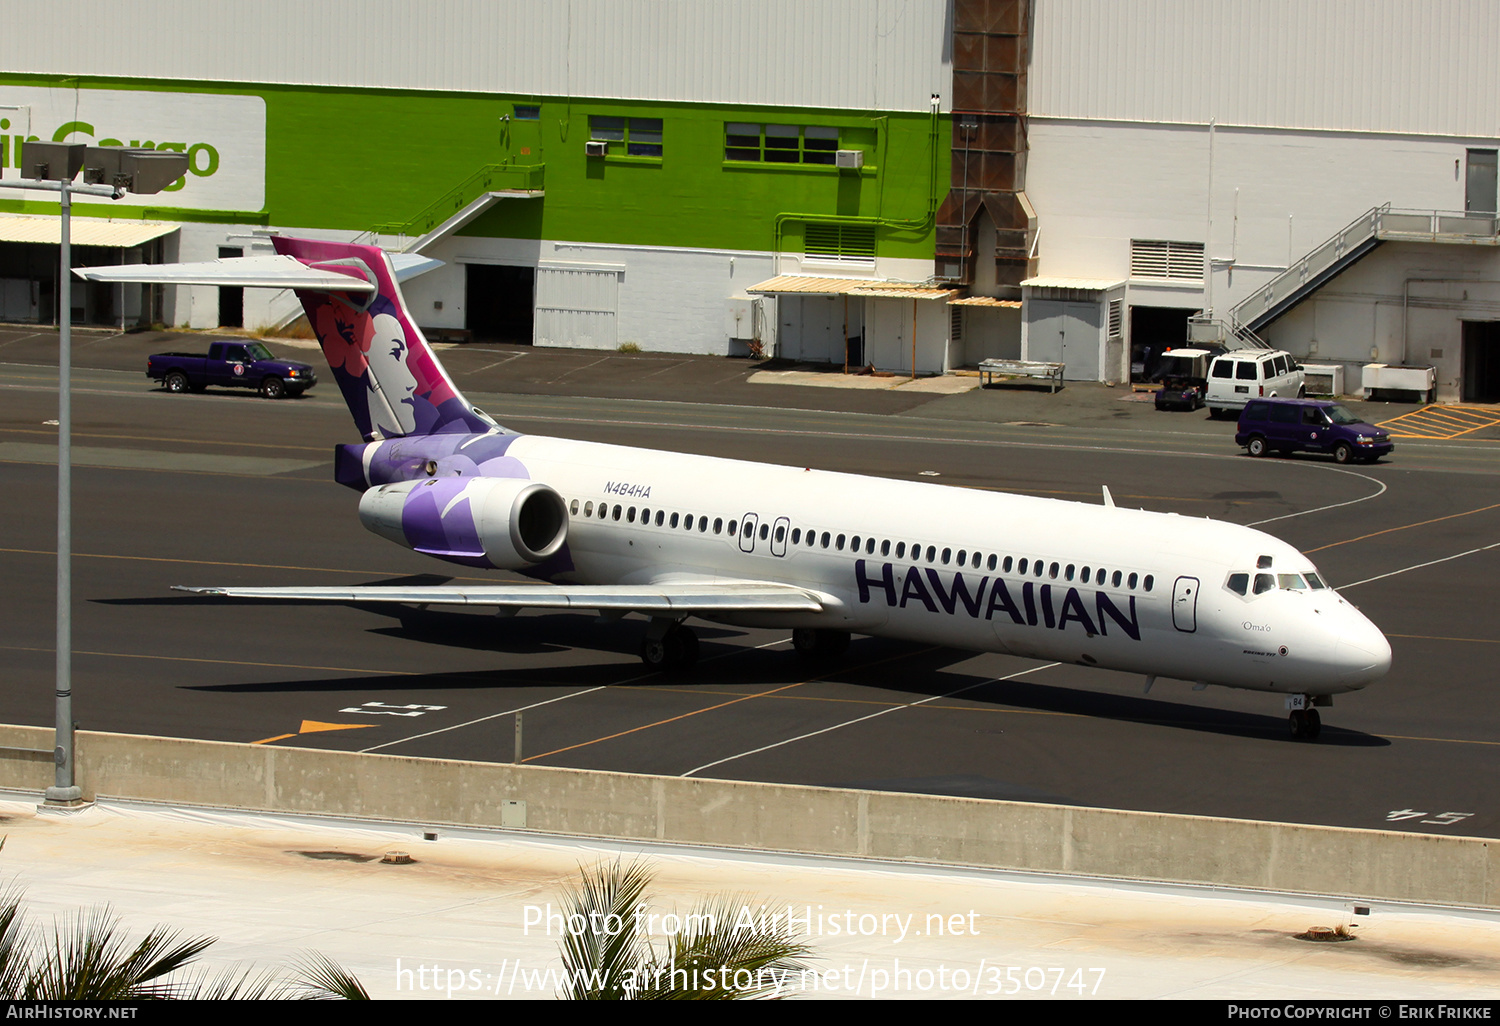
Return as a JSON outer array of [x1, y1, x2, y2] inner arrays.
[[835, 149, 864, 170], [585, 140, 608, 157]]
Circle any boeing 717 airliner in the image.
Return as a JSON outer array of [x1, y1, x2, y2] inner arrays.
[[77, 239, 1390, 740]]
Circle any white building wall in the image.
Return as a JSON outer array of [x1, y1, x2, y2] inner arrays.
[[419, 235, 779, 355], [1027, 120, 1497, 317], [1032, 0, 1500, 138], [1264, 243, 1500, 403], [0, 0, 950, 114]]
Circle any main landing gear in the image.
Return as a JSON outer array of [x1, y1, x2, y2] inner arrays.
[[792, 628, 850, 662], [640, 619, 699, 671], [1286, 694, 1326, 740]]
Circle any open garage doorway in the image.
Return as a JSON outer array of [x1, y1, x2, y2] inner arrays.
[[1462, 321, 1500, 402], [1130, 305, 1197, 383], [466, 264, 535, 344]]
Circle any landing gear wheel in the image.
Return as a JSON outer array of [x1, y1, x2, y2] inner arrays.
[[1305, 708, 1322, 739], [260, 376, 286, 400], [1332, 442, 1353, 465], [164, 371, 189, 394], [1247, 436, 1268, 457], [792, 628, 851, 662], [1289, 709, 1307, 739], [640, 624, 698, 671]]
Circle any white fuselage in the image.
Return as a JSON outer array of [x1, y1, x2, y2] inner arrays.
[[493, 434, 1390, 697]]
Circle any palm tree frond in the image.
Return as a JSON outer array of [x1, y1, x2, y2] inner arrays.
[[291, 951, 370, 1000]]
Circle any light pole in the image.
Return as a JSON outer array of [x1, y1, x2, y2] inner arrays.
[[13, 142, 189, 804]]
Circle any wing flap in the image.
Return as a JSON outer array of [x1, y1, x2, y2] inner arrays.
[[172, 581, 824, 616]]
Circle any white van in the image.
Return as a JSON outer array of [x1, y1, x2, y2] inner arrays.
[[1206, 350, 1306, 418]]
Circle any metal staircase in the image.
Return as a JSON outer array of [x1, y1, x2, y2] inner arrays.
[[1227, 204, 1500, 341]]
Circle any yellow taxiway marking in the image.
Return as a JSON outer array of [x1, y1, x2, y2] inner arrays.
[[253, 721, 376, 745], [0, 425, 328, 453], [1306, 501, 1500, 553], [0, 644, 416, 677], [522, 646, 939, 764], [0, 546, 495, 582], [1387, 633, 1500, 644], [1377, 404, 1500, 440]]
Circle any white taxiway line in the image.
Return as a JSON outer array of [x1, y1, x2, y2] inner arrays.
[[1245, 467, 1388, 527], [679, 661, 1063, 778], [359, 634, 792, 754], [1338, 540, 1500, 590]]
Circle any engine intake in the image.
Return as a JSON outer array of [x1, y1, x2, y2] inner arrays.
[[358, 476, 568, 569]]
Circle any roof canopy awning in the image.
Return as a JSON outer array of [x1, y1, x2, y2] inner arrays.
[[948, 295, 1021, 308], [1019, 276, 1122, 290], [0, 215, 178, 248], [747, 274, 957, 300]]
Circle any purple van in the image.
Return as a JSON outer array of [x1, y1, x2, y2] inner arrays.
[[1235, 398, 1394, 464]]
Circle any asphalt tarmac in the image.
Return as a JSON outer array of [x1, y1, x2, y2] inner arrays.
[[3, 326, 1500, 839]]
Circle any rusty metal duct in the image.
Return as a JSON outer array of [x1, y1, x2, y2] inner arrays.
[[937, 0, 1034, 294]]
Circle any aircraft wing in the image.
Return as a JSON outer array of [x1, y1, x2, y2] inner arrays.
[[75, 252, 440, 289], [74, 254, 377, 292], [171, 581, 825, 616]]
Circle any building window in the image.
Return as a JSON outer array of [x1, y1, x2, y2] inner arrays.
[[804, 223, 876, 264], [590, 116, 663, 157], [1130, 240, 1204, 281], [1107, 299, 1123, 338], [725, 123, 842, 164], [514, 104, 540, 120]]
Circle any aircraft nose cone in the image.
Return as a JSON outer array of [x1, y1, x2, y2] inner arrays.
[[1333, 616, 1392, 688]]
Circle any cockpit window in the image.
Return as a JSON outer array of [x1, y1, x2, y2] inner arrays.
[[1257, 555, 1273, 569], [1305, 572, 1327, 589], [1253, 573, 1275, 594], [1278, 574, 1307, 590], [1227, 573, 1249, 595]]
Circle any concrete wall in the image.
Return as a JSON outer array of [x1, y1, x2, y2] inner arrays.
[[3, 724, 1497, 908], [1264, 243, 1500, 402], [1026, 120, 1492, 317]]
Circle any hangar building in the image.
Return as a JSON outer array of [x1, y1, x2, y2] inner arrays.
[[0, 1, 1495, 399]]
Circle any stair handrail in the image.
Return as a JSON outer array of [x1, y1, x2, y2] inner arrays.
[[1228, 204, 1388, 333]]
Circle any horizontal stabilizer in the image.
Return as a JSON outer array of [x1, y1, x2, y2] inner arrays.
[[172, 581, 825, 616], [74, 254, 377, 292]]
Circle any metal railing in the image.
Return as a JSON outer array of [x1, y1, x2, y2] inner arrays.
[[1228, 205, 1500, 337], [357, 163, 545, 247], [1229, 205, 1385, 334]]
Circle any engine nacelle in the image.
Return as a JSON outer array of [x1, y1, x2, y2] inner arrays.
[[358, 475, 568, 569]]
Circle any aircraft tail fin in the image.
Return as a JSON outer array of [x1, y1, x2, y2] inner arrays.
[[271, 237, 497, 442]]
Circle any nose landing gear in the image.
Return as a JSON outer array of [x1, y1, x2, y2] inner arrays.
[[1286, 695, 1325, 740]]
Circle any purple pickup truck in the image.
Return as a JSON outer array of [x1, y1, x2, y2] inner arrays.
[[146, 340, 318, 399]]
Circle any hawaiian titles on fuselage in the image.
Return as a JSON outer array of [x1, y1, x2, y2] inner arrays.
[[854, 559, 1141, 641]]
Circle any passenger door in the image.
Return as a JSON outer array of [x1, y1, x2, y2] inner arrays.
[[1172, 576, 1199, 633], [737, 512, 759, 553]]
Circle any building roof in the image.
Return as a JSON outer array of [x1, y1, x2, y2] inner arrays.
[[948, 295, 1022, 308], [0, 215, 178, 248], [747, 275, 957, 300], [1019, 276, 1123, 290]]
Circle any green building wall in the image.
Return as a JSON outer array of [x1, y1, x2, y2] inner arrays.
[[0, 75, 947, 262]]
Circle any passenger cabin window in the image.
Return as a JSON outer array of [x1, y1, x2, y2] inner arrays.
[[713, 518, 723, 534], [1236, 362, 1257, 381], [1212, 360, 1234, 378]]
